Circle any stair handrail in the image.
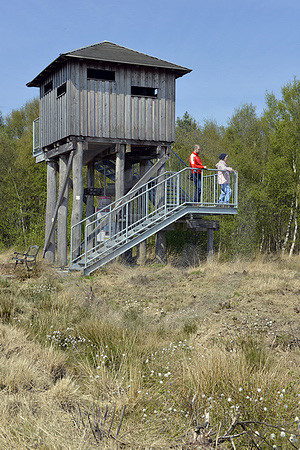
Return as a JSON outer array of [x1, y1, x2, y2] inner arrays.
[[170, 147, 188, 168], [70, 167, 238, 268], [70, 169, 180, 264], [71, 169, 176, 232]]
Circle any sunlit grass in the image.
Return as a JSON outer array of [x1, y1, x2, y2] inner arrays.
[[0, 255, 299, 447]]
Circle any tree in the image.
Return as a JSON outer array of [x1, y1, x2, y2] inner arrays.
[[173, 112, 223, 168], [0, 99, 46, 248], [221, 104, 268, 255], [262, 78, 300, 254]]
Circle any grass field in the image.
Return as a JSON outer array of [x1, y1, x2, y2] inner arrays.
[[0, 252, 299, 449]]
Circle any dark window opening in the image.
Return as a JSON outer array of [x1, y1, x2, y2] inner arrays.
[[131, 86, 158, 97], [57, 82, 67, 97], [87, 68, 115, 81], [44, 80, 53, 95]]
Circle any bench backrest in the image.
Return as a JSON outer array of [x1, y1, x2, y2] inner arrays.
[[27, 245, 40, 257]]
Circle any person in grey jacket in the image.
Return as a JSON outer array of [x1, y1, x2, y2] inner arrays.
[[216, 153, 235, 204]]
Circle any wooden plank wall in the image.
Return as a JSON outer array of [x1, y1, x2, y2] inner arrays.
[[40, 61, 176, 147], [40, 65, 70, 148], [69, 61, 176, 143]]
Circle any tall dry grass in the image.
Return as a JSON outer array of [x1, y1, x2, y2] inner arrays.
[[0, 254, 299, 447]]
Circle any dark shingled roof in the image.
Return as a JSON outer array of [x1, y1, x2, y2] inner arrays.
[[27, 41, 191, 87]]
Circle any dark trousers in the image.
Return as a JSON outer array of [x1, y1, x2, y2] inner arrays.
[[193, 172, 202, 202]]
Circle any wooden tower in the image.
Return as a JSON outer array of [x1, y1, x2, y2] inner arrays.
[[27, 41, 191, 266]]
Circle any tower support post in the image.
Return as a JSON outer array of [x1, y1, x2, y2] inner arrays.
[[207, 228, 214, 260], [57, 154, 69, 267], [86, 161, 95, 251], [155, 146, 167, 264], [115, 144, 125, 200], [45, 160, 58, 263], [137, 160, 151, 264], [86, 162, 95, 218], [71, 141, 84, 259]]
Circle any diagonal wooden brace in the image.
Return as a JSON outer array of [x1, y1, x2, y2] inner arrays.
[[43, 151, 74, 257]]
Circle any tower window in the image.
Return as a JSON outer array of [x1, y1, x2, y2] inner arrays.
[[57, 82, 67, 97], [131, 86, 158, 97], [87, 68, 115, 81], [44, 80, 53, 95]]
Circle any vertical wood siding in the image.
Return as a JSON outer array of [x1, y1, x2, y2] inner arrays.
[[41, 61, 176, 147], [40, 65, 69, 147]]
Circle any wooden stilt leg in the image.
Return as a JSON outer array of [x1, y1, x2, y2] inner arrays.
[[57, 154, 69, 267], [137, 160, 151, 265], [86, 162, 95, 252], [71, 141, 84, 260], [124, 160, 133, 262], [86, 162, 95, 218], [115, 144, 126, 262], [207, 228, 214, 260], [155, 146, 167, 264], [115, 144, 125, 200], [45, 160, 58, 264]]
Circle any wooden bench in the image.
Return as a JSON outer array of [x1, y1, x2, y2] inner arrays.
[[12, 245, 40, 270]]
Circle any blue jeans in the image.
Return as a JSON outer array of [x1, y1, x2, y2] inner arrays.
[[219, 183, 232, 204], [193, 172, 202, 202]]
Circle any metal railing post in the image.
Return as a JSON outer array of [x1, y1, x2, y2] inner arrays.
[[126, 203, 128, 240], [213, 174, 216, 205], [176, 173, 180, 206], [70, 226, 73, 264], [200, 171, 204, 205], [234, 172, 238, 207], [164, 178, 167, 216], [146, 186, 149, 219], [84, 224, 88, 268]]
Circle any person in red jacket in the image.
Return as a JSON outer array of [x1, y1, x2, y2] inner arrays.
[[189, 145, 206, 202]]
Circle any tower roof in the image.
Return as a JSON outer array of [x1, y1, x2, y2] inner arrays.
[[27, 41, 191, 87]]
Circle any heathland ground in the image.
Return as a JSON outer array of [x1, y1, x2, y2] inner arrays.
[[0, 252, 299, 449]]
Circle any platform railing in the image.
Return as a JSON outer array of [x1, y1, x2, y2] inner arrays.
[[32, 118, 41, 156], [70, 168, 238, 268]]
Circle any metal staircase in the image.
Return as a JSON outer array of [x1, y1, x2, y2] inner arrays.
[[70, 168, 238, 275], [94, 147, 187, 191], [94, 160, 117, 181]]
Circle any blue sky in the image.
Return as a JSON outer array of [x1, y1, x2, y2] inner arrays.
[[1, 0, 299, 125]]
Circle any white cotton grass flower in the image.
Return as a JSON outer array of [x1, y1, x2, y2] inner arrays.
[[289, 434, 297, 444], [270, 433, 276, 440], [280, 431, 286, 438]]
